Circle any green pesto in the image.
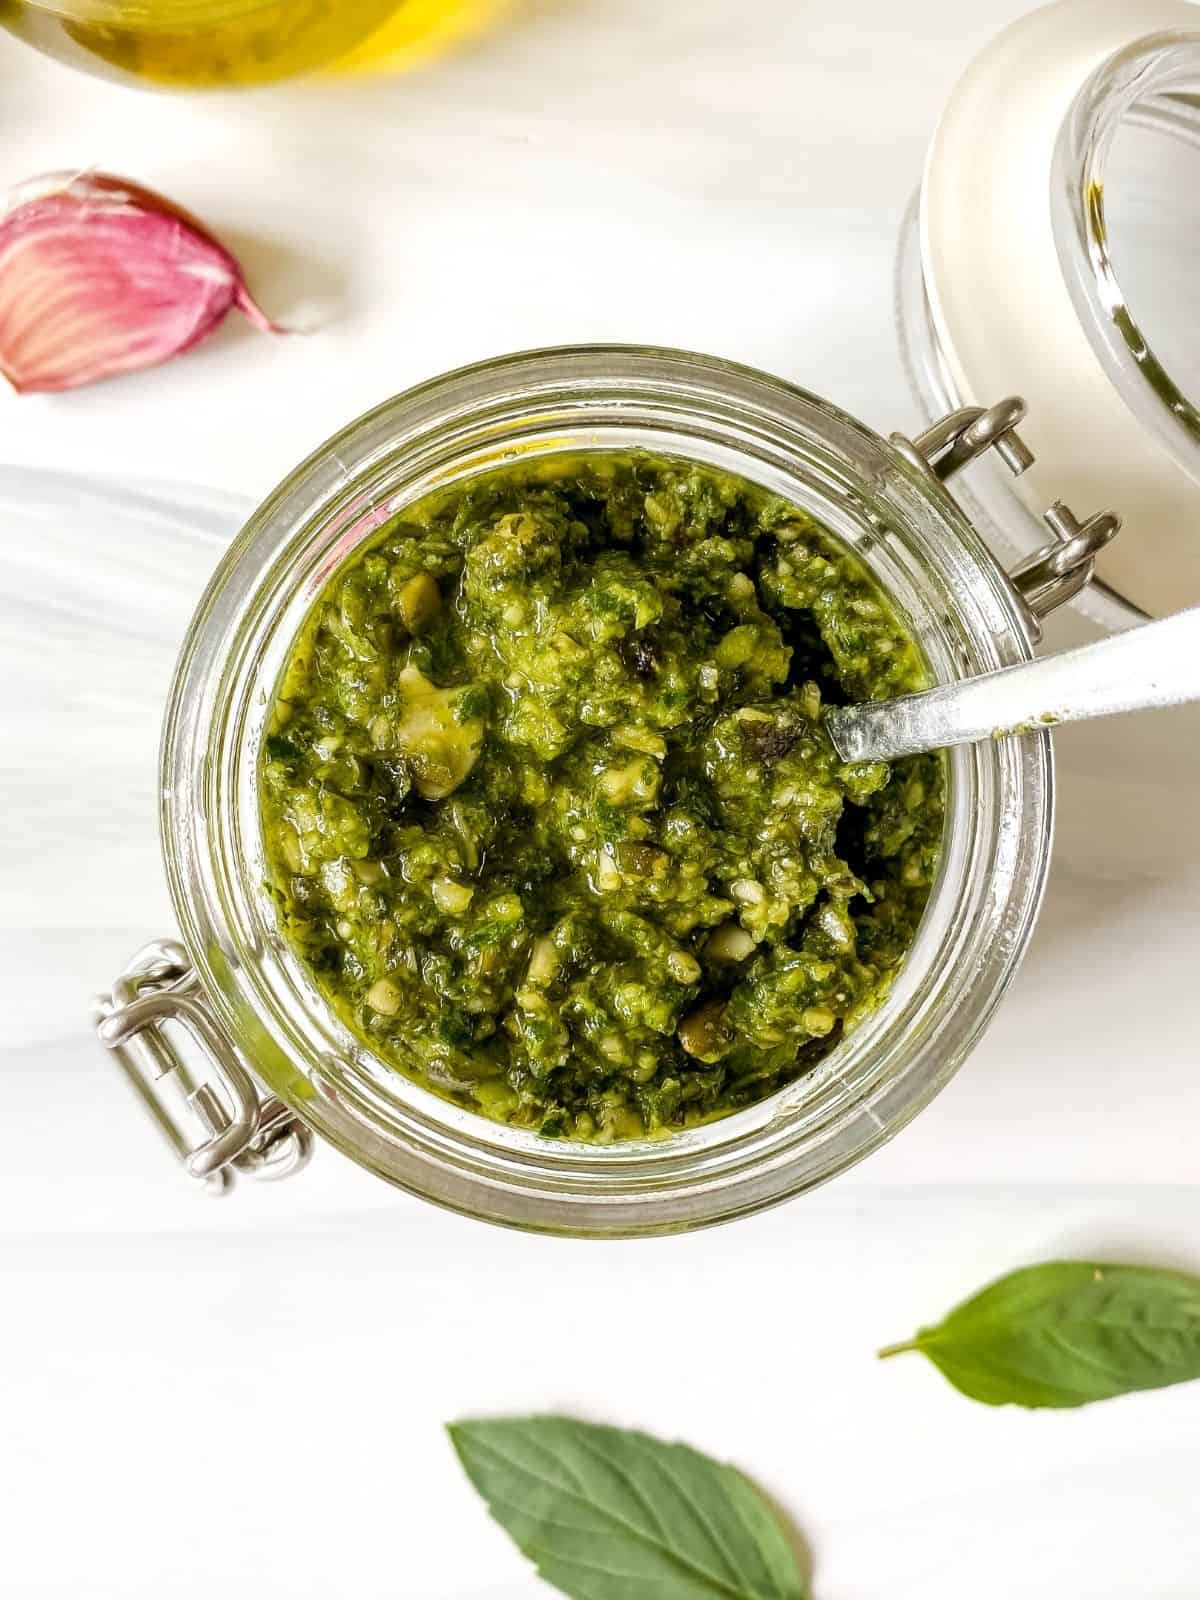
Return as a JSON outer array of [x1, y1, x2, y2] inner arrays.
[[260, 454, 944, 1142], [991, 712, 1060, 739]]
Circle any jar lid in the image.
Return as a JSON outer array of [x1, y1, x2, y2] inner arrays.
[[911, 0, 1200, 623]]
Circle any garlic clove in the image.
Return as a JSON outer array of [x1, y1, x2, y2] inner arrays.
[[0, 170, 281, 394]]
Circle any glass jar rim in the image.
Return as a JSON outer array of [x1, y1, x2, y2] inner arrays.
[[161, 344, 1053, 1236], [1052, 27, 1200, 478]]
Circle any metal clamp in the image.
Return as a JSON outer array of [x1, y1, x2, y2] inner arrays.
[[892, 398, 1121, 626], [93, 940, 313, 1196]]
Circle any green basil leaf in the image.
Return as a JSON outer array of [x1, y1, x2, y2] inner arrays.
[[880, 1260, 1200, 1408], [448, 1415, 809, 1600]]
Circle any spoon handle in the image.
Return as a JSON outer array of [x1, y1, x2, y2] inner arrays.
[[826, 607, 1200, 763]]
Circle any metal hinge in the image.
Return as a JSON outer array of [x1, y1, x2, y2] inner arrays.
[[93, 940, 314, 1196], [891, 397, 1121, 629]]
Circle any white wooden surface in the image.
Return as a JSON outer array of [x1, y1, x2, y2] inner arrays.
[[3, 3, 1199, 1596]]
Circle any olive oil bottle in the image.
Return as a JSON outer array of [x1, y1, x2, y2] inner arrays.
[[0, 0, 504, 88]]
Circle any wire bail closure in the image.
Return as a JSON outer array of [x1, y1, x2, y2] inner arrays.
[[892, 397, 1122, 632], [93, 939, 314, 1195]]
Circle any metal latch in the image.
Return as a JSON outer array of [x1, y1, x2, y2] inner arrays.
[[93, 940, 313, 1195], [891, 397, 1121, 631]]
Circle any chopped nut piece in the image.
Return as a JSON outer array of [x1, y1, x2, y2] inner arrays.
[[666, 951, 702, 985], [706, 923, 757, 963], [431, 876, 474, 914], [392, 665, 484, 800], [526, 937, 560, 987], [594, 847, 622, 893], [397, 573, 442, 633], [677, 1001, 733, 1062], [365, 978, 401, 1015]]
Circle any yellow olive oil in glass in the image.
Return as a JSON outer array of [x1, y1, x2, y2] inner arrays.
[[0, 0, 505, 87]]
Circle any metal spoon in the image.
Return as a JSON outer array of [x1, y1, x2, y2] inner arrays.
[[825, 607, 1200, 763]]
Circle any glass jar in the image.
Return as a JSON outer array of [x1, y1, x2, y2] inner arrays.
[[0, 0, 497, 88], [97, 345, 1122, 1236], [897, 0, 1200, 629]]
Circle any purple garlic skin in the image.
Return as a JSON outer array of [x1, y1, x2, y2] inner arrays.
[[0, 170, 279, 394]]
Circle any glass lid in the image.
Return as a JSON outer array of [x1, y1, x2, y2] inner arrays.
[[902, 2, 1200, 628]]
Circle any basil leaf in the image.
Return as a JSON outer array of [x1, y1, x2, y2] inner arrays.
[[880, 1260, 1200, 1408], [448, 1415, 809, 1600]]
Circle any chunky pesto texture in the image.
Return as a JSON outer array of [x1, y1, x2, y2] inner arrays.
[[261, 455, 944, 1141]]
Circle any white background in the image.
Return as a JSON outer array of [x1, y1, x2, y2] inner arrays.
[[3, 2, 1200, 1596]]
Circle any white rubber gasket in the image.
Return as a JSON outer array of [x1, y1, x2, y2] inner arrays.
[[922, 0, 1200, 619]]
